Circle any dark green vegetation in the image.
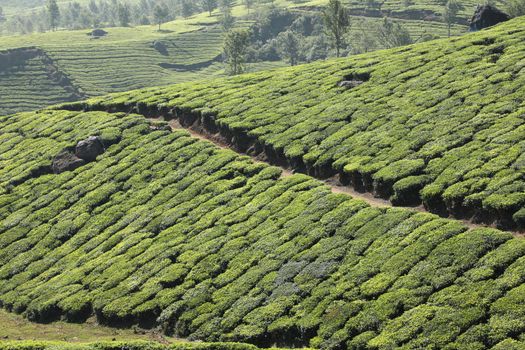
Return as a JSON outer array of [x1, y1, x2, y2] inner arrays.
[[81, 16, 525, 230], [0, 97, 525, 349]]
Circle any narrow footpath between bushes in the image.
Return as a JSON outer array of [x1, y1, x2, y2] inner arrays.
[[148, 117, 522, 236]]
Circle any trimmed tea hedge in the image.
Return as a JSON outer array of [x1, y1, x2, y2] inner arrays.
[[2, 109, 525, 349], [80, 17, 525, 230]]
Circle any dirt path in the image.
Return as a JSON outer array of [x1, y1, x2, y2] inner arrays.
[[150, 117, 521, 236]]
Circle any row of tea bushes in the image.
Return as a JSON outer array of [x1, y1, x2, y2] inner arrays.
[[2, 109, 525, 348], [79, 17, 525, 229]]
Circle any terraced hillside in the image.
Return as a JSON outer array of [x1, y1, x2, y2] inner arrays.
[[0, 47, 83, 115], [81, 16, 525, 231], [0, 20, 227, 115], [341, 0, 504, 23], [0, 0, 497, 116], [1, 105, 525, 349]]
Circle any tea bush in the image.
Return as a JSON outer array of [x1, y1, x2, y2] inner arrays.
[[1, 108, 525, 349], [82, 17, 525, 229]]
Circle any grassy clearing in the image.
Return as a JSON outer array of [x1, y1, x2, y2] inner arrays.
[[0, 310, 175, 343]]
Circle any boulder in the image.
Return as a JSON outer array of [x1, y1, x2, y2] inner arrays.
[[338, 80, 364, 89], [52, 152, 85, 174], [469, 5, 510, 31], [152, 41, 168, 55], [75, 136, 105, 162], [89, 28, 108, 37]]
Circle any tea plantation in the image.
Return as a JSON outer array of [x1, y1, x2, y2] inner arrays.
[[1, 103, 525, 349], [81, 16, 525, 230], [0, 0, 491, 116], [0, 50, 79, 115]]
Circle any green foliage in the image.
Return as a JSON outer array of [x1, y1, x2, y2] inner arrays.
[[322, 0, 350, 57], [153, 4, 170, 31], [0, 341, 261, 350], [223, 29, 250, 75], [46, 0, 60, 31], [505, 0, 525, 17], [85, 17, 525, 229], [1, 101, 525, 350]]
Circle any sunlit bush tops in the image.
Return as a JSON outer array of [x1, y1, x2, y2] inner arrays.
[[2, 108, 525, 349], [83, 17, 525, 229]]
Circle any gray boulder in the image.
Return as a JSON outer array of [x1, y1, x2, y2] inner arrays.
[[89, 29, 108, 37], [469, 5, 510, 31], [152, 41, 168, 55], [338, 80, 364, 89], [52, 152, 85, 174], [75, 136, 105, 162]]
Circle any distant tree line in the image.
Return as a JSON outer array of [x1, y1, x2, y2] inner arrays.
[[223, 0, 415, 75]]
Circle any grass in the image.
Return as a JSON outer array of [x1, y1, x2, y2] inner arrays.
[[0, 310, 175, 343], [82, 16, 525, 230]]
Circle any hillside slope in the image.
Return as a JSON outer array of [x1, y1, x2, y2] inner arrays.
[[0, 106, 524, 350], [0, 0, 489, 116], [81, 17, 525, 230], [0, 20, 229, 115]]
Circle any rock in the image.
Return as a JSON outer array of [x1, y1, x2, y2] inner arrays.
[[88, 28, 108, 37], [75, 136, 105, 162], [338, 80, 364, 89], [469, 5, 510, 31], [152, 41, 168, 55], [52, 152, 85, 174]]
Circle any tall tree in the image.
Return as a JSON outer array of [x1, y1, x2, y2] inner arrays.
[[375, 17, 412, 48], [201, 0, 218, 16], [442, 0, 462, 37], [244, 0, 255, 13], [118, 2, 131, 26], [223, 29, 250, 75], [47, 0, 60, 31], [275, 30, 301, 66], [153, 3, 169, 31], [181, 0, 194, 18], [322, 0, 350, 57], [220, 0, 235, 30]]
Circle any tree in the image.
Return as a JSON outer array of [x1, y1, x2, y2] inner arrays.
[[375, 17, 412, 48], [153, 3, 169, 31], [220, 0, 235, 30], [181, 0, 195, 18], [223, 29, 250, 75], [244, 0, 255, 13], [47, 0, 60, 31], [275, 30, 301, 66], [117, 2, 131, 26], [442, 0, 462, 37], [201, 0, 218, 16], [322, 0, 350, 57]]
